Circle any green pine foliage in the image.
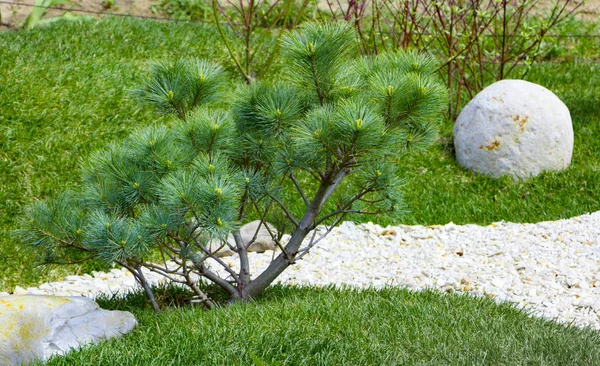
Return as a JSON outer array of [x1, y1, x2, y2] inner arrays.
[[15, 22, 447, 309], [132, 59, 228, 119]]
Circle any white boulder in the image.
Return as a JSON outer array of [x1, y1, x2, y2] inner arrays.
[[0, 295, 137, 365], [454, 79, 573, 179]]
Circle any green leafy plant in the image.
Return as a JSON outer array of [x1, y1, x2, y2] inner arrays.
[[22, 0, 73, 29], [15, 22, 447, 311]]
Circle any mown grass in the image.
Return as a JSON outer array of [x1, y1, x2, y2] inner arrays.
[[3, 14, 600, 366], [35, 285, 600, 365], [386, 19, 600, 226], [0, 18, 231, 291], [1, 16, 599, 291], [391, 56, 600, 226]]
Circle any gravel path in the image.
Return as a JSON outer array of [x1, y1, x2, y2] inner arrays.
[[3, 212, 600, 330]]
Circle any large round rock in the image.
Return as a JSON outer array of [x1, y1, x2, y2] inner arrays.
[[454, 80, 573, 179]]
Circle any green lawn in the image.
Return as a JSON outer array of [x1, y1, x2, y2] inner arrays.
[[36, 285, 600, 365], [2, 16, 600, 365], [1, 17, 599, 292], [0, 18, 232, 291]]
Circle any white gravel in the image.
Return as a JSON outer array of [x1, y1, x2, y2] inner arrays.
[[4, 211, 600, 330]]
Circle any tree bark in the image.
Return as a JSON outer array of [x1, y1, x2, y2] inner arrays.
[[122, 262, 160, 312], [242, 168, 348, 299]]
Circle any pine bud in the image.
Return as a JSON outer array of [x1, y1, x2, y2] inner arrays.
[[166, 90, 174, 100], [137, 235, 142, 240], [314, 129, 321, 138], [208, 164, 215, 173], [133, 182, 140, 189], [355, 119, 363, 129], [212, 123, 219, 131], [245, 177, 250, 184], [276, 109, 282, 118], [120, 240, 126, 246], [387, 86, 393, 96], [166, 160, 172, 168], [199, 73, 205, 82], [215, 187, 222, 196], [76, 229, 82, 236], [307, 42, 315, 53], [375, 169, 382, 177], [216, 217, 223, 226]]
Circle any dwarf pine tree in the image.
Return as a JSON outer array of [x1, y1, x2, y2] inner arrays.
[[15, 22, 447, 311]]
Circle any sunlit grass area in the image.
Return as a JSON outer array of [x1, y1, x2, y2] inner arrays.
[[35, 285, 600, 365]]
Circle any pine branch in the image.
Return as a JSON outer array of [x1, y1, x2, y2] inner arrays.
[[314, 187, 372, 227], [296, 212, 346, 261], [197, 262, 239, 297], [289, 172, 309, 207], [251, 200, 291, 257], [267, 193, 299, 228], [179, 232, 242, 283]]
